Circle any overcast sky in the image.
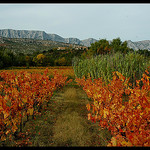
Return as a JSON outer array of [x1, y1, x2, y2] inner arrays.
[[0, 3, 150, 42]]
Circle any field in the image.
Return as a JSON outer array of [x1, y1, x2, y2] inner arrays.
[[1, 66, 75, 78], [0, 65, 150, 147]]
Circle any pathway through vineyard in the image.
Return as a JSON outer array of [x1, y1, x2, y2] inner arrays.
[[20, 84, 111, 146]]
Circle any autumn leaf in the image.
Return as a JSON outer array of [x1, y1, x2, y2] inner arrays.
[[76, 69, 150, 146], [103, 108, 109, 119], [2, 110, 9, 119], [125, 88, 130, 95], [27, 108, 34, 116], [11, 124, 18, 133], [110, 137, 117, 146], [86, 103, 90, 111], [87, 113, 91, 120], [1, 135, 6, 141]]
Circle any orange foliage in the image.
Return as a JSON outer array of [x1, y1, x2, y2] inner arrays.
[[0, 66, 75, 78], [0, 68, 72, 142], [76, 70, 150, 147]]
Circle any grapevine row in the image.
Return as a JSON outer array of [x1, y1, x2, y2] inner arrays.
[[75, 70, 150, 146], [0, 68, 72, 143]]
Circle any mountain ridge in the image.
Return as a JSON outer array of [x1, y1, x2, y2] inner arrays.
[[0, 29, 97, 47], [0, 29, 150, 50]]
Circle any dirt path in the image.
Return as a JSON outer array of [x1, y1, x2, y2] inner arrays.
[[21, 84, 111, 147], [52, 86, 91, 146], [50, 85, 111, 146]]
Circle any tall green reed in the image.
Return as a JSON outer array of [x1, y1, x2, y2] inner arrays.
[[72, 52, 150, 85]]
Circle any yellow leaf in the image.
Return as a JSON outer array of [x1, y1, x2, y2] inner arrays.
[[107, 142, 112, 146], [6, 129, 11, 135], [28, 108, 34, 116], [103, 108, 109, 118], [111, 137, 117, 146], [86, 104, 90, 111], [88, 113, 91, 120], [140, 112, 143, 116], [115, 71, 125, 81], [137, 105, 141, 110], [12, 124, 18, 133], [22, 98, 27, 103], [1, 135, 6, 141], [145, 107, 150, 113], [2, 111, 9, 119]]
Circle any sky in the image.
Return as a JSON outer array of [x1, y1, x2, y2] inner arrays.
[[0, 3, 150, 42]]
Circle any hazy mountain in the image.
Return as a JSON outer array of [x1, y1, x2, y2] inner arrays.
[[65, 38, 83, 45], [127, 40, 150, 51], [81, 38, 98, 47], [0, 29, 150, 50], [0, 29, 97, 47], [47, 33, 65, 42]]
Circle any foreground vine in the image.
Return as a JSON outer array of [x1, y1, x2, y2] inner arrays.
[[0, 68, 72, 145], [76, 70, 150, 146]]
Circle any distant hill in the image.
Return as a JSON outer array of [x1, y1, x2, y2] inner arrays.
[[0, 29, 150, 50], [0, 36, 85, 54]]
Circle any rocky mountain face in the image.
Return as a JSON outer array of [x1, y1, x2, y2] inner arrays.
[[0, 29, 150, 50], [81, 38, 98, 47], [0, 29, 45, 40], [0, 29, 97, 47], [127, 40, 150, 51]]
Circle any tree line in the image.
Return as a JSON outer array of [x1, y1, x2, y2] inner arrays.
[[0, 46, 86, 69]]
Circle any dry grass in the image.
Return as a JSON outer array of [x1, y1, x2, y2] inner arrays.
[[52, 111, 91, 146], [52, 87, 89, 146], [64, 87, 78, 101], [4, 85, 111, 147], [51, 87, 111, 147]]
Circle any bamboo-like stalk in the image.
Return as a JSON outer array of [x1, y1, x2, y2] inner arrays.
[[73, 52, 150, 84]]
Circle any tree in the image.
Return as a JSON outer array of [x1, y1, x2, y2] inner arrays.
[[110, 37, 131, 54], [0, 47, 16, 68], [14, 53, 26, 66], [110, 37, 122, 53], [55, 57, 67, 66], [89, 39, 111, 55], [25, 56, 30, 68], [33, 53, 46, 66]]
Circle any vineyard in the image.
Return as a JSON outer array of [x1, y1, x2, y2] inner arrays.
[[0, 64, 150, 146], [0, 68, 72, 146], [1, 66, 75, 78]]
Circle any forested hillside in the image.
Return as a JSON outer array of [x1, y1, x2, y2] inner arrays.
[[0, 37, 87, 68], [0, 37, 150, 69]]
